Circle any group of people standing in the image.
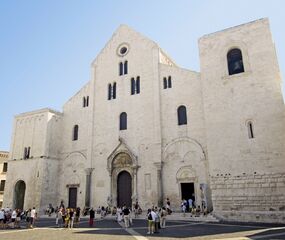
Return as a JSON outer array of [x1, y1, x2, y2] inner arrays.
[[0, 207, 37, 229]]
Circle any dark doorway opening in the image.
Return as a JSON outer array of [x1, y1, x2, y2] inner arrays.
[[68, 187, 77, 208], [14, 180, 26, 209], [181, 182, 195, 202], [117, 171, 132, 208]]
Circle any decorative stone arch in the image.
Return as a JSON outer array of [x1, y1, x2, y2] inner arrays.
[[13, 180, 26, 210], [176, 165, 197, 183], [107, 139, 139, 207], [163, 137, 206, 161]]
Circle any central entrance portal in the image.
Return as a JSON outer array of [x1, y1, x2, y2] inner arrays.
[[117, 171, 132, 207], [181, 182, 195, 202]]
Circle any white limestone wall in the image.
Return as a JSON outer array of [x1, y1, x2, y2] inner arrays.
[[159, 64, 210, 209], [91, 25, 162, 208], [199, 18, 285, 222]]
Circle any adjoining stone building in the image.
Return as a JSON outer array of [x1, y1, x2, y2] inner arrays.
[[3, 18, 285, 223], [0, 151, 8, 208]]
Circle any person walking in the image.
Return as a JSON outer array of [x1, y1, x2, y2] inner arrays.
[[89, 208, 95, 227], [160, 207, 167, 228], [30, 207, 37, 228], [122, 205, 130, 228]]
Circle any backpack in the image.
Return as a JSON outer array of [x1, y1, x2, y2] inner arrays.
[[148, 212, 153, 220]]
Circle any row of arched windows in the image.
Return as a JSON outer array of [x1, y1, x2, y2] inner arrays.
[[72, 117, 255, 140], [119, 61, 128, 76], [83, 96, 89, 107], [107, 76, 141, 100]]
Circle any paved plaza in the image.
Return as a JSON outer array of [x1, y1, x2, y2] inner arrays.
[[0, 214, 285, 240]]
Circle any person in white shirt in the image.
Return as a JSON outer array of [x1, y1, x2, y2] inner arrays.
[[30, 207, 37, 228]]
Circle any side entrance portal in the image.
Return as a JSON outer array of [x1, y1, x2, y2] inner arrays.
[[68, 187, 77, 208], [117, 171, 132, 208], [181, 182, 195, 202], [14, 180, 26, 209]]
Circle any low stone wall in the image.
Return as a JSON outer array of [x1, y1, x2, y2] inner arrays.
[[210, 172, 285, 223]]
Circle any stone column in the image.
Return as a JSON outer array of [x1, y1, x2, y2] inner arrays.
[[132, 166, 139, 202], [85, 168, 94, 207], [154, 162, 163, 207]]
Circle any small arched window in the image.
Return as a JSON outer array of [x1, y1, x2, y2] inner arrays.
[[113, 82, 117, 99], [86, 96, 89, 107], [163, 77, 167, 89], [131, 78, 135, 95], [177, 105, 187, 125], [227, 48, 244, 75], [168, 76, 172, 88], [247, 121, 254, 139], [120, 112, 127, 130], [124, 61, 128, 75], [83, 97, 86, 107], [108, 84, 112, 100], [73, 125, 79, 141], [136, 76, 140, 94], [119, 62, 123, 76]]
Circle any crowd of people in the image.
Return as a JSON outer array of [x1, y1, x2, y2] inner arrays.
[[0, 197, 208, 232], [0, 207, 37, 229]]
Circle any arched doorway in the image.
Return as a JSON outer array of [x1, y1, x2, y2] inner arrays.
[[117, 171, 132, 207], [14, 180, 26, 210]]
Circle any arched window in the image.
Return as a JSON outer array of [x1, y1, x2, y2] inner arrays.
[[83, 97, 86, 107], [247, 121, 254, 139], [86, 96, 89, 107], [73, 125, 79, 141], [136, 76, 140, 94], [177, 105, 187, 125], [108, 84, 112, 100], [227, 48, 244, 75], [124, 61, 128, 75], [120, 112, 127, 130], [168, 76, 172, 88], [113, 82, 117, 99], [119, 62, 123, 76], [163, 77, 167, 89], [131, 78, 135, 95]]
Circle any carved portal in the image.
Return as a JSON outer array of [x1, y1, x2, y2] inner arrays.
[[107, 145, 139, 207]]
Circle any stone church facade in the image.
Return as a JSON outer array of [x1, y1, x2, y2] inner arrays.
[[3, 18, 285, 223]]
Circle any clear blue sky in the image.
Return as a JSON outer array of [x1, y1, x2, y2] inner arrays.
[[1, 0, 284, 151]]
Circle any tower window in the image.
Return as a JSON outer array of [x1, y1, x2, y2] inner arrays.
[[120, 112, 127, 130], [2, 162, 7, 172], [83, 96, 89, 107], [23, 147, 31, 159], [163, 77, 167, 89], [227, 48, 244, 75], [0, 180, 5, 191], [73, 125, 79, 141], [177, 105, 187, 125], [163, 76, 172, 89], [247, 121, 254, 139]]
